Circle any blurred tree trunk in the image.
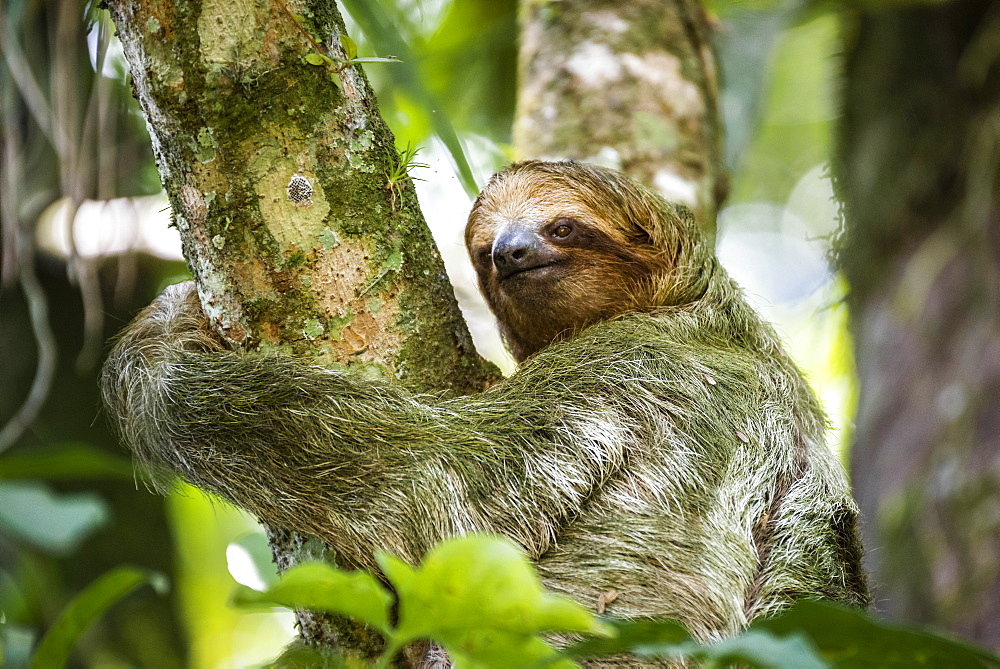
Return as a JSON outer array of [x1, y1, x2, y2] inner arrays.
[[837, 0, 1000, 648], [105, 0, 496, 661], [516, 0, 725, 232]]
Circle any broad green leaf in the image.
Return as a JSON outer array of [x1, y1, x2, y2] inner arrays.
[[378, 535, 606, 667], [564, 618, 692, 660], [0, 443, 132, 480], [304, 53, 326, 66], [232, 561, 393, 634], [0, 482, 108, 554], [752, 600, 1000, 667], [1, 625, 35, 669], [375, 552, 416, 593], [29, 566, 164, 669], [266, 640, 348, 668], [448, 630, 575, 669], [339, 34, 358, 61], [691, 630, 827, 669]]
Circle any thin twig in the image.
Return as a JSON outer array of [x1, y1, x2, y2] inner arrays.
[[0, 21, 64, 150], [0, 89, 58, 455]]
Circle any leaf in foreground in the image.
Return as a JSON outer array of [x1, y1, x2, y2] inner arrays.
[[0, 482, 108, 555], [29, 566, 165, 669], [378, 534, 609, 667], [752, 600, 1000, 668], [563, 618, 692, 661], [232, 561, 393, 635]]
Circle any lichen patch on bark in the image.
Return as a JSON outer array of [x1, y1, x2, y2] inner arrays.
[[313, 240, 403, 368], [621, 52, 703, 117], [516, 0, 724, 231], [565, 42, 623, 87], [197, 0, 264, 69], [584, 10, 630, 34], [247, 126, 331, 248]]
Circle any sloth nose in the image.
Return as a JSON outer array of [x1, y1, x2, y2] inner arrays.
[[492, 229, 540, 278]]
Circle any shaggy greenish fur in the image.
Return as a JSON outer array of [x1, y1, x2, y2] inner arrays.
[[101, 162, 869, 665]]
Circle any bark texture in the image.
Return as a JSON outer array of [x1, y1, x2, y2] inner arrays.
[[106, 0, 496, 659], [838, 0, 1000, 648], [515, 0, 725, 232]]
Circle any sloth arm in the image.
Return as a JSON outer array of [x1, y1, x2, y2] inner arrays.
[[102, 284, 645, 568]]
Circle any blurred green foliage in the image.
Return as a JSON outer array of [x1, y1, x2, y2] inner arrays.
[[237, 534, 1000, 668], [26, 566, 166, 669]]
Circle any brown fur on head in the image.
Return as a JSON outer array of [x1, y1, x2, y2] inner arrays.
[[466, 160, 713, 361]]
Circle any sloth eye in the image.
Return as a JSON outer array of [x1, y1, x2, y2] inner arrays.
[[550, 218, 576, 239], [477, 248, 492, 266]]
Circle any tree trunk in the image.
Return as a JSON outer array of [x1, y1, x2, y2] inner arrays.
[[516, 0, 725, 232], [106, 0, 496, 659], [837, 0, 1000, 648]]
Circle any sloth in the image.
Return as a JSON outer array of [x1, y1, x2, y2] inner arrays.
[[102, 160, 869, 660]]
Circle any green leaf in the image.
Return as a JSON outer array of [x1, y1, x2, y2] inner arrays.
[[29, 566, 164, 669], [231, 561, 393, 634], [304, 53, 327, 66], [571, 602, 999, 667], [691, 630, 827, 669], [1, 625, 35, 669], [339, 34, 358, 61], [350, 57, 401, 64], [378, 535, 607, 667], [375, 552, 416, 593], [751, 601, 1000, 667], [0, 481, 108, 554], [564, 618, 692, 661], [266, 640, 347, 668], [0, 442, 133, 480], [449, 631, 576, 669]]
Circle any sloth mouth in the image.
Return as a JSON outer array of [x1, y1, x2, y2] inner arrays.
[[498, 261, 564, 282]]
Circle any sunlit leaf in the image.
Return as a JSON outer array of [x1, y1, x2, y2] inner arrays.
[[231, 561, 393, 634], [339, 34, 358, 61], [304, 53, 327, 66], [28, 566, 165, 669], [379, 535, 606, 667]]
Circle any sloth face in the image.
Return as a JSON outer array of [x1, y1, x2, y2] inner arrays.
[[465, 161, 671, 361]]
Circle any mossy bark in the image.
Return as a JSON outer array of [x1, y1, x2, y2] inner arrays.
[[837, 0, 1000, 648], [516, 0, 725, 233], [106, 0, 497, 659]]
